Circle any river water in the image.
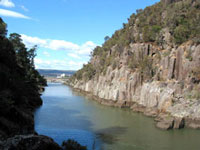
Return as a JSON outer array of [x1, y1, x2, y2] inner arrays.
[[34, 83, 200, 150]]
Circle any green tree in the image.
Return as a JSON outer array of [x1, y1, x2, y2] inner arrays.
[[0, 18, 7, 37], [174, 25, 190, 44], [28, 45, 37, 68], [104, 36, 110, 42]]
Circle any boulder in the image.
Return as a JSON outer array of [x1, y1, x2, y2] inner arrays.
[[156, 120, 174, 130], [0, 134, 61, 150], [155, 114, 185, 130]]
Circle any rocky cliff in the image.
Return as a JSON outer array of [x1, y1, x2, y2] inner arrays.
[[69, 0, 200, 130]]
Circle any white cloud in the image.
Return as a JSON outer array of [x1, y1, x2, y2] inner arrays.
[[0, 0, 15, 8], [34, 58, 85, 70], [20, 34, 97, 57], [43, 51, 50, 57], [21, 34, 47, 47], [0, 8, 30, 19], [20, 5, 28, 12], [46, 40, 80, 51], [21, 34, 97, 70], [68, 53, 81, 59]]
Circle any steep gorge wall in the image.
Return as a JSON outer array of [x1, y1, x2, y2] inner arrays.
[[69, 0, 200, 130], [70, 42, 200, 130]]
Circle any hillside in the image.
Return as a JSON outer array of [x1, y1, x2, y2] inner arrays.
[[0, 18, 62, 149], [38, 69, 76, 77], [69, 0, 200, 130]]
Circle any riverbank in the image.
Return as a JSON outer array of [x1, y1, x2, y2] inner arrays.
[[37, 83, 200, 150], [67, 82, 200, 130], [45, 76, 69, 84], [67, 0, 200, 131]]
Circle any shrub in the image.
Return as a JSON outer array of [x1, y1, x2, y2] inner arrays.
[[185, 49, 193, 61], [174, 25, 190, 44], [62, 139, 87, 150], [163, 51, 170, 57], [128, 52, 154, 80]]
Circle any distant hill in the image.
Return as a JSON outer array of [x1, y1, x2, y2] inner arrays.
[[38, 69, 76, 77]]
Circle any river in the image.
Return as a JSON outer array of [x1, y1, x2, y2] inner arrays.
[[34, 83, 200, 150]]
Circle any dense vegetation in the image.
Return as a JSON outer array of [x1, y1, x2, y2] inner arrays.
[[71, 0, 200, 82], [62, 139, 87, 150], [0, 18, 88, 150], [0, 17, 46, 139]]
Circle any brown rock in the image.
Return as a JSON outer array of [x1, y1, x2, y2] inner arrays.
[[156, 120, 174, 130], [173, 117, 185, 129]]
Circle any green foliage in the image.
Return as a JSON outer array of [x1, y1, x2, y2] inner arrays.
[[186, 90, 200, 100], [0, 18, 47, 137], [137, 56, 154, 80], [191, 67, 200, 83], [84, 63, 96, 80], [8, 33, 46, 86], [142, 25, 162, 42], [174, 25, 190, 44], [0, 18, 7, 37], [92, 0, 200, 59], [92, 46, 103, 56], [112, 60, 117, 70], [163, 51, 170, 57], [185, 49, 193, 61], [62, 139, 87, 150], [104, 36, 110, 42], [72, 0, 200, 82], [128, 53, 138, 70], [128, 52, 154, 80], [73, 63, 96, 81]]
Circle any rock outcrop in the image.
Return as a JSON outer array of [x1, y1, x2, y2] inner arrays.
[[0, 134, 61, 150], [69, 0, 200, 130], [70, 42, 200, 130]]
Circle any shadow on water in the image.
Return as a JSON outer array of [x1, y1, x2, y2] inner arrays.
[[35, 83, 200, 150], [95, 126, 127, 145], [35, 106, 94, 130]]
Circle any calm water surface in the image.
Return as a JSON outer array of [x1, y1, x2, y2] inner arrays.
[[34, 83, 200, 150]]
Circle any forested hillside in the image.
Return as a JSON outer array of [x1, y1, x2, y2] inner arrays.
[[72, 0, 200, 81], [70, 0, 200, 130], [0, 17, 46, 139]]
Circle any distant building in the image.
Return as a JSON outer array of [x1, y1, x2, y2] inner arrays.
[[61, 73, 66, 78], [57, 73, 66, 79]]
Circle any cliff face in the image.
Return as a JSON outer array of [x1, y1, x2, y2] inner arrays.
[[70, 0, 200, 130], [71, 42, 200, 129]]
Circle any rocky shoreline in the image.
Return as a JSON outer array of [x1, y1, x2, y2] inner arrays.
[[68, 0, 200, 131], [70, 85, 200, 130], [0, 85, 63, 150], [0, 134, 61, 150], [68, 42, 200, 130]]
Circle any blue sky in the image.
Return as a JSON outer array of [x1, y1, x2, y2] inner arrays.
[[0, 0, 160, 70]]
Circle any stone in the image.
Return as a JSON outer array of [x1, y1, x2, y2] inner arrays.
[[156, 120, 174, 130], [69, 42, 200, 130], [173, 117, 185, 129], [0, 134, 61, 150]]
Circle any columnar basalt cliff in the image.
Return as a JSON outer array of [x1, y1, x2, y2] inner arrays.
[[69, 0, 200, 130]]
